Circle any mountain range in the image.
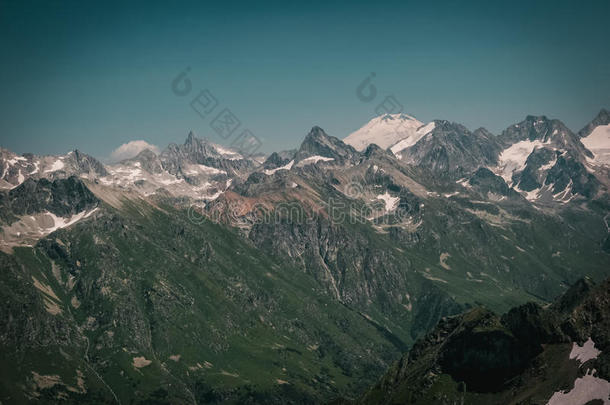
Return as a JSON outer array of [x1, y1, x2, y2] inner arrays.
[[1, 108, 609, 403]]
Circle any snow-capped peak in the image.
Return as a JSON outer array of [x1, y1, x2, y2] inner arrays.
[[582, 123, 610, 166], [344, 113, 426, 151]]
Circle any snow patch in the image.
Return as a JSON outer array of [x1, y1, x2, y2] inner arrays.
[[520, 187, 541, 201], [456, 178, 472, 189], [376, 192, 400, 211], [540, 156, 557, 172], [214, 145, 243, 160], [17, 170, 24, 185], [570, 337, 601, 365], [30, 161, 39, 175], [546, 369, 610, 405], [264, 160, 294, 175], [185, 164, 226, 176], [42, 209, 98, 233], [495, 139, 545, 184], [296, 156, 334, 167], [158, 177, 184, 185], [44, 159, 65, 173], [552, 180, 574, 203], [0, 208, 98, 250], [582, 124, 610, 166], [6, 156, 27, 166], [390, 122, 436, 155]]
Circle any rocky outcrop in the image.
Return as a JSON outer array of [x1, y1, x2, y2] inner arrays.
[[294, 126, 358, 164], [0, 177, 98, 224], [355, 277, 610, 404], [161, 131, 255, 176], [400, 120, 502, 176]]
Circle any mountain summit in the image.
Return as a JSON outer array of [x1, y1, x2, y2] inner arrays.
[[344, 113, 429, 152]]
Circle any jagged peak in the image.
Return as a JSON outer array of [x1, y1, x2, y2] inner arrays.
[[185, 130, 197, 145], [300, 126, 337, 148], [183, 130, 216, 148], [593, 108, 610, 122], [305, 125, 327, 139], [578, 108, 610, 138], [178, 131, 220, 154], [429, 119, 469, 133], [262, 150, 294, 169], [69, 149, 94, 160], [524, 115, 572, 131], [499, 114, 575, 146], [296, 126, 356, 162]]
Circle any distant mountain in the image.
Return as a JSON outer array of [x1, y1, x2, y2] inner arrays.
[[103, 132, 246, 200], [492, 115, 600, 202], [261, 149, 297, 172], [397, 120, 502, 175], [344, 113, 429, 152], [0, 177, 99, 251], [161, 131, 254, 177], [345, 110, 610, 204], [578, 108, 610, 138], [0, 149, 107, 189], [580, 109, 610, 167], [295, 126, 357, 164]]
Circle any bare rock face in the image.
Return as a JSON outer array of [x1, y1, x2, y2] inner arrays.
[[0, 177, 99, 223], [294, 126, 358, 164], [399, 120, 502, 176], [161, 131, 255, 177]]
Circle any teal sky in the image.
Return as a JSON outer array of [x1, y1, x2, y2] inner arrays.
[[1, 0, 609, 158]]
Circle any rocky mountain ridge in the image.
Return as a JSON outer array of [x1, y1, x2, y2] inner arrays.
[[2, 110, 609, 206]]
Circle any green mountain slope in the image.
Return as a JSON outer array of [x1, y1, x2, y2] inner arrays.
[[0, 192, 421, 403]]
